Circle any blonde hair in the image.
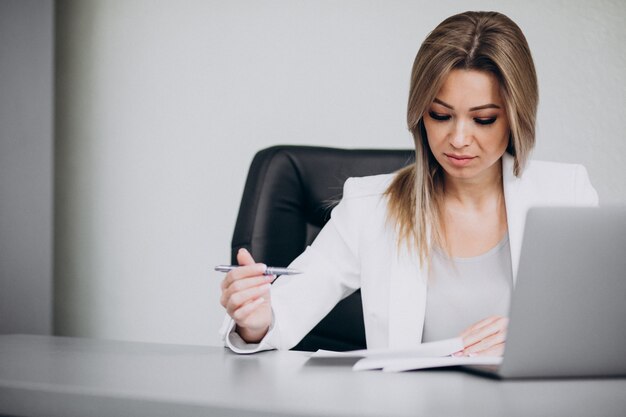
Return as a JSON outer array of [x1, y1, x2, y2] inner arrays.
[[385, 11, 538, 262]]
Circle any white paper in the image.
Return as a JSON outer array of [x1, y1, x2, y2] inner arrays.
[[311, 338, 502, 373], [311, 337, 464, 360]]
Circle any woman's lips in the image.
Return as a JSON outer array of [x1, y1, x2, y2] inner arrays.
[[444, 153, 476, 167]]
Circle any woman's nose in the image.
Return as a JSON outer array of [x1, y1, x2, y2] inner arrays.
[[449, 119, 472, 148]]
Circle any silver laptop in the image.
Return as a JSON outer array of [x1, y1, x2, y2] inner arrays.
[[466, 206, 626, 379]]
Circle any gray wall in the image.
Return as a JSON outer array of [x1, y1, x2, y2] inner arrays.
[[0, 0, 54, 335], [54, 0, 626, 346]]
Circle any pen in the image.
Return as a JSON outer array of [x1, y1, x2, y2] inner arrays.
[[214, 265, 303, 276]]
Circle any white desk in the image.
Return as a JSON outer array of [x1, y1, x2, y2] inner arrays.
[[0, 334, 624, 417]]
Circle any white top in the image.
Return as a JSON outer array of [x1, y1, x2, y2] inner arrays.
[[421, 233, 513, 343]]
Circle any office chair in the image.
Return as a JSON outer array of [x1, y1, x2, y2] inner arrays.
[[231, 145, 414, 351]]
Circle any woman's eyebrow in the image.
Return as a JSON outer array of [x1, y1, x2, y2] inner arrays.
[[433, 98, 501, 111]]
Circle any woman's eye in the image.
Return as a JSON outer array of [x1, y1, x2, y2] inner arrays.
[[474, 117, 497, 125], [429, 111, 451, 121]]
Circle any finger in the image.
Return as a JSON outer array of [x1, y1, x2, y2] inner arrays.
[[220, 275, 273, 307], [236, 248, 256, 266], [459, 315, 502, 339], [221, 263, 267, 290], [231, 297, 265, 323], [226, 283, 271, 316], [463, 320, 505, 350], [462, 316, 508, 348], [463, 329, 507, 355]]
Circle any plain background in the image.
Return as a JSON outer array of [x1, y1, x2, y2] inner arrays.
[[2, 0, 624, 347], [0, 0, 53, 335]]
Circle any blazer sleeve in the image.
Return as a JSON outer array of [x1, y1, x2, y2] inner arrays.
[[574, 165, 600, 207], [222, 177, 367, 353]]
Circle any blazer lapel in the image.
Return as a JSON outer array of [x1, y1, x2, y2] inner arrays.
[[387, 246, 428, 349], [502, 153, 531, 285]]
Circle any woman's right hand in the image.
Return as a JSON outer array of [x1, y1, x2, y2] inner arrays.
[[220, 248, 274, 343]]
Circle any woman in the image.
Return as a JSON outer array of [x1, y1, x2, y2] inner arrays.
[[219, 11, 598, 355]]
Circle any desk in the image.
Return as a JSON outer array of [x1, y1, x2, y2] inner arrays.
[[0, 334, 624, 417]]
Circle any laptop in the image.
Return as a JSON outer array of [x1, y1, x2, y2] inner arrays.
[[465, 206, 626, 379]]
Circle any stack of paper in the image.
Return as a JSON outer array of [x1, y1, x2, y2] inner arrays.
[[311, 337, 502, 372]]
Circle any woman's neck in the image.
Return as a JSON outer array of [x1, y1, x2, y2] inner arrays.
[[442, 159, 504, 210], [439, 158, 508, 257]]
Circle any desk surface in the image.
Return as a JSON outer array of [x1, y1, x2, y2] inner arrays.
[[1, 334, 625, 417]]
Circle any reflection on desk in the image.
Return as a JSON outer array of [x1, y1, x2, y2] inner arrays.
[[0, 334, 625, 417]]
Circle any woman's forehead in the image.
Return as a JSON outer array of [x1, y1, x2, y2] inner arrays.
[[434, 69, 503, 109]]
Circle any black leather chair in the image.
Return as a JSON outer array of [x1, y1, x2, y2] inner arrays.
[[231, 145, 414, 351]]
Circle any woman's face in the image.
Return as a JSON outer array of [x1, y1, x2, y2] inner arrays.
[[424, 69, 510, 183]]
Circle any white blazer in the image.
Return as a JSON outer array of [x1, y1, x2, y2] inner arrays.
[[222, 154, 599, 353]]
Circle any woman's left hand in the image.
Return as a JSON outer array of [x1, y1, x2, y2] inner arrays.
[[455, 315, 508, 357]]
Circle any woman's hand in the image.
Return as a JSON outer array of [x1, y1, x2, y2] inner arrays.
[[220, 248, 274, 343], [455, 315, 508, 357]]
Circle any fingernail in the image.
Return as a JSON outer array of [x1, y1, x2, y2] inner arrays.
[[238, 248, 247, 254], [265, 274, 275, 282], [452, 351, 463, 357]]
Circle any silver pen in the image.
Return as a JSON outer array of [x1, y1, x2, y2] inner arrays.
[[214, 265, 303, 276]]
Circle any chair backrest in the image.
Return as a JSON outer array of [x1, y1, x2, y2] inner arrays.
[[231, 145, 414, 351]]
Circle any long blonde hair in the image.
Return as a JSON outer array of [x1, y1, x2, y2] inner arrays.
[[385, 11, 538, 262]]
